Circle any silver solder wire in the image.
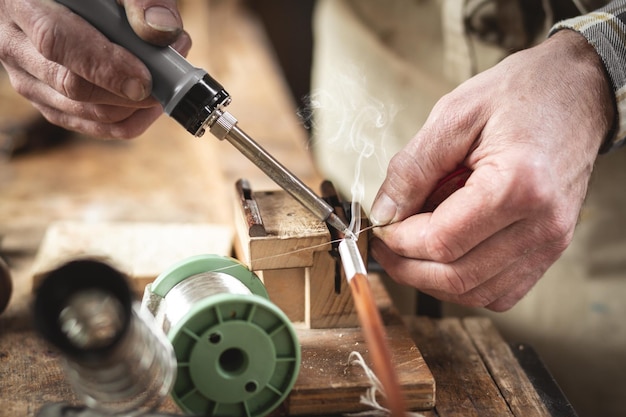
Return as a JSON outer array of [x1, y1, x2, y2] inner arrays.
[[160, 272, 252, 330]]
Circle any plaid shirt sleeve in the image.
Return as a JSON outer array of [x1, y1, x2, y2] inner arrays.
[[550, 1, 626, 153]]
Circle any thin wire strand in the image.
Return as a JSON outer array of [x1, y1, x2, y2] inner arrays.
[[344, 351, 425, 417], [211, 224, 380, 274], [245, 224, 379, 262]]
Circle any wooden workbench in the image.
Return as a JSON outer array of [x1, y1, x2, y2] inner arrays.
[[0, 1, 568, 416]]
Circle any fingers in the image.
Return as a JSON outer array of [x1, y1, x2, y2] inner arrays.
[[370, 225, 567, 311], [3, 54, 163, 134], [4, 43, 157, 109], [119, 0, 184, 46], [421, 246, 560, 312], [366, 31, 612, 312], [372, 153, 560, 262], [9, 0, 152, 102], [369, 90, 489, 225], [34, 101, 163, 139], [0, 0, 187, 137], [3, 43, 154, 107], [2, 47, 162, 139]]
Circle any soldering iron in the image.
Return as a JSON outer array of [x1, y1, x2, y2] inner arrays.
[[54, 0, 353, 238]]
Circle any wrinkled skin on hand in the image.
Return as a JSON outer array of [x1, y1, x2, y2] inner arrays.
[[0, 0, 190, 138], [369, 30, 615, 311]]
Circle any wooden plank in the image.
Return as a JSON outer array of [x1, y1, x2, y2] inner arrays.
[[462, 317, 551, 417], [284, 324, 435, 415], [30, 221, 233, 296], [406, 317, 514, 417], [261, 267, 306, 322]]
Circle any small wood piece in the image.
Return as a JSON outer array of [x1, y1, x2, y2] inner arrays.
[[320, 180, 349, 234], [233, 185, 360, 328], [30, 221, 233, 296], [259, 267, 306, 322], [234, 188, 330, 272], [235, 178, 267, 237], [281, 323, 435, 415], [311, 180, 368, 328], [319, 180, 354, 295], [308, 249, 359, 328]]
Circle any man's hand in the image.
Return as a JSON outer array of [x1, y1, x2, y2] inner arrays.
[[0, 0, 190, 138], [369, 30, 614, 311]]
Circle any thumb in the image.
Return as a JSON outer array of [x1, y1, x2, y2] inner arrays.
[[369, 140, 430, 226], [371, 160, 471, 226], [119, 0, 183, 46], [370, 95, 484, 225], [370, 83, 490, 226]]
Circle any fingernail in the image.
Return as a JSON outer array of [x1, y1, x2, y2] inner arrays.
[[145, 6, 181, 33], [122, 78, 147, 101], [370, 193, 397, 226]]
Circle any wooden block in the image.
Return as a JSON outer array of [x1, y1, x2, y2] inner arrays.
[[277, 323, 435, 415], [235, 189, 331, 271], [31, 221, 233, 296], [234, 187, 362, 328], [308, 202, 369, 329], [259, 268, 306, 322], [308, 249, 358, 328]]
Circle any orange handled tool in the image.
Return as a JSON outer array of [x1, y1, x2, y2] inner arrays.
[[339, 238, 407, 416]]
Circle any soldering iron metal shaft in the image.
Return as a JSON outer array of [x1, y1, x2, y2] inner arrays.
[[209, 110, 353, 237]]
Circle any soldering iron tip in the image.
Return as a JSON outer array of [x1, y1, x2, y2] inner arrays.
[[327, 213, 356, 240], [343, 228, 357, 240]]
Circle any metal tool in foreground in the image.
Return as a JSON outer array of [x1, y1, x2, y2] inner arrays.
[[142, 254, 300, 417], [33, 259, 176, 415], [53, 0, 353, 240], [338, 238, 408, 417]]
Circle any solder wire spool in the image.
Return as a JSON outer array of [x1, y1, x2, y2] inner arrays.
[[143, 254, 301, 417], [33, 259, 177, 416]]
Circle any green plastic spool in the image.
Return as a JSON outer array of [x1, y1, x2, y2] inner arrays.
[[151, 254, 300, 417]]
